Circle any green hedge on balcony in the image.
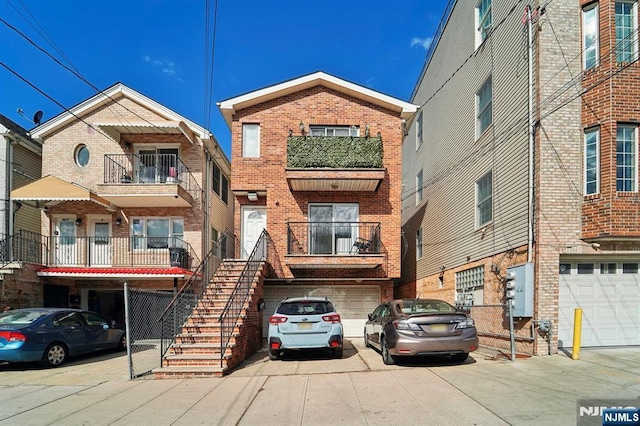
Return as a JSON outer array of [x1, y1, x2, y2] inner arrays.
[[287, 136, 383, 168]]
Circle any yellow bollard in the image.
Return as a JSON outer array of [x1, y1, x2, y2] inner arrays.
[[571, 308, 583, 360]]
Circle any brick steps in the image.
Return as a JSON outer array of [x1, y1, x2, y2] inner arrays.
[[153, 366, 226, 379]]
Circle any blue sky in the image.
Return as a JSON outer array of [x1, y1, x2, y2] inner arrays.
[[1, 0, 447, 157]]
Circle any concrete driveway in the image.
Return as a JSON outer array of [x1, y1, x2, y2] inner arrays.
[[1, 340, 639, 425]]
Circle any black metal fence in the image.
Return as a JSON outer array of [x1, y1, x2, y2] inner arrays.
[[124, 284, 176, 378], [0, 230, 47, 264], [287, 222, 381, 255]]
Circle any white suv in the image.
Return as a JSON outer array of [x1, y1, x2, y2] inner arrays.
[[267, 297, 343, 360]]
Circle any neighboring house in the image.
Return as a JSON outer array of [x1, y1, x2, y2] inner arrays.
[[10, 83, 232, 322], [0, 114, 43, 310], [401, 0, 640, 355], [218, 71, 417, 336]]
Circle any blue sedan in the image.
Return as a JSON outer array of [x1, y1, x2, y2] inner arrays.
[[0, 308, 125, 367]]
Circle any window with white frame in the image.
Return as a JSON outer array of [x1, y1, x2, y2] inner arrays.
[[583, 3, 599, 69], [416, 111, 423, 150], [455, 266, 484, 307], [309, 125, 359, 136], [131, 217, 184, 250], [616, 1, 638, 63], [477, 76, 493, 137], [416, 169, 423, 205], [616, 124, 637, 192], [416, 227, 423, 260], [476, 0, 492, 46], [242, 123, 260, 158], [212, 162, 229, 204], [584, 127, 600, 195], [476, 171, 492, 227]]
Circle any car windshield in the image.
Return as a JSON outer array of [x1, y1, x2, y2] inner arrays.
[[276, 301, 334, 315], [396, 299, 457, 314], [0, 310, 49, 325]]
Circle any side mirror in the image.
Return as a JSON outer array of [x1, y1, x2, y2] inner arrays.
[[368, 313, 373, 320]]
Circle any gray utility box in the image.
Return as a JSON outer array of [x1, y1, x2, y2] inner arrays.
[[507, 262, 534, 317]]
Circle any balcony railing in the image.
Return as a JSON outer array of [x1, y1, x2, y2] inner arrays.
[[287, 222, 381, 255], [287, 136, 383, 168], [0, 233, 197, 269], [104, 153, 201, 198]]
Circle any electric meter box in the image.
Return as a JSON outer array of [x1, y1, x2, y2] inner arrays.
[[506, 263, 534, 317]]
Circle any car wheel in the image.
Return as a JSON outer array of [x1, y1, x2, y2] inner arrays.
[[119, 334, 127, 351], [333, 348, 343, 359], [268, 350, 280, 360], [364, 330, 371, 348], [451, 352, 469, 363], [42, 343, 67, 367], [381, 337, 395, 365]]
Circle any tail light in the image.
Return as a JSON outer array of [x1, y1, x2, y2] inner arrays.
[[455, 318, 475, 329], [392, 320, 422, 331], [0, 331, 27, 342], [269, 315, 288, 325], [322, 314, 341, 323]]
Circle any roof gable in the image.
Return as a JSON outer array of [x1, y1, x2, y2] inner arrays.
[[217, 71, 418, 128], [29, 83, 210, 141]]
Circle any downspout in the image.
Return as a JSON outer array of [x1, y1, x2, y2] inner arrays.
[[527, 5, 535, 264]]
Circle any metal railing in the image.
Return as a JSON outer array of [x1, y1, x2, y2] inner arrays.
[[0, 230, 48, 265], [158, 230, 239, 358], [218, 229, 275, 366], [287, 222, 381, 255], [104, 153, 201, 199]]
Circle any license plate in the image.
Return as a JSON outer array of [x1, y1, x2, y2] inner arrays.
[[430, 324, 447, 333], [297, 322, 312, 330]]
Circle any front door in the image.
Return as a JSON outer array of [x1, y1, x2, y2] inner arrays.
[[242, 207, 266, 259], [89, 219, 112, 266], [53, 217, 77, 265]]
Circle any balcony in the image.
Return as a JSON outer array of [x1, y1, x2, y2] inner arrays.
[[286, 136, 385, 192], [285, 222, 383, 269], [97, 154, 201, 207]]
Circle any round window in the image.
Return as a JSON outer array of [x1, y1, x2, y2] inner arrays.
[[75, 145, 89, 167]]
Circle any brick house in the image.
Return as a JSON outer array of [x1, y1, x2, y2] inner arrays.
[[400, 0, 640, 356], [10, 83, 232, 323], [218, 71, 417, 336]]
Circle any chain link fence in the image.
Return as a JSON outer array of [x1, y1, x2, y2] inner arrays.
[[463, 304, 535, 360], [124, 284, 176, 378]]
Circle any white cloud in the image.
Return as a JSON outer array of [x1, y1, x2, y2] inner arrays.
[[143, 55, 178, 78], [410, 37, 433, 50]]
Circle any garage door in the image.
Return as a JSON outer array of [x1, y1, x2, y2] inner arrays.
[[558, 264, 640, 347], [262, 285, 380, 338]]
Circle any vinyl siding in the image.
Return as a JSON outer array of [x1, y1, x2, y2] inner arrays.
[[12, 143, 42, 235], [403, 0, 531, 280]]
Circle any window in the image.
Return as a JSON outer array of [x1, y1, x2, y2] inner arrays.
[[577, 263, 595, 274], [623, 262, 639, 273], [242, 123, 260, 157], [476, 171, 492, 227], [416, 111, 423, 150], [583, 3, 599, 69], [75, 144, 89, 167], [559, 263, 572, 274], [456, 266, 484, 306], [584, 128, 600, 195], [616, 1, 638, 63], [212, 162, 229, 204], [416, 169, 423, 205], [308, 204, 359, 255], [131, 217, 184, 250], [476, 0, 492, 45], [616, 125, 637, 192], [416, 227, 423, 260], [600, 263, 617, 274], [477, 76, 493, 136], [309, 125, 359, 136]]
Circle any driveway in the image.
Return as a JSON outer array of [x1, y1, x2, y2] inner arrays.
[[1, 340, 639, 425]]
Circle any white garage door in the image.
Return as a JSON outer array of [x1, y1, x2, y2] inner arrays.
[[262, 285, 380, 338], [558, 264, 640, 348]]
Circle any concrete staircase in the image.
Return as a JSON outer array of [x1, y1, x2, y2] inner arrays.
[[154, 259, 266, 378]]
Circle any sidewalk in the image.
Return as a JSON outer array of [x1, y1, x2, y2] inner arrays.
[[1, 340, 638, 425]]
